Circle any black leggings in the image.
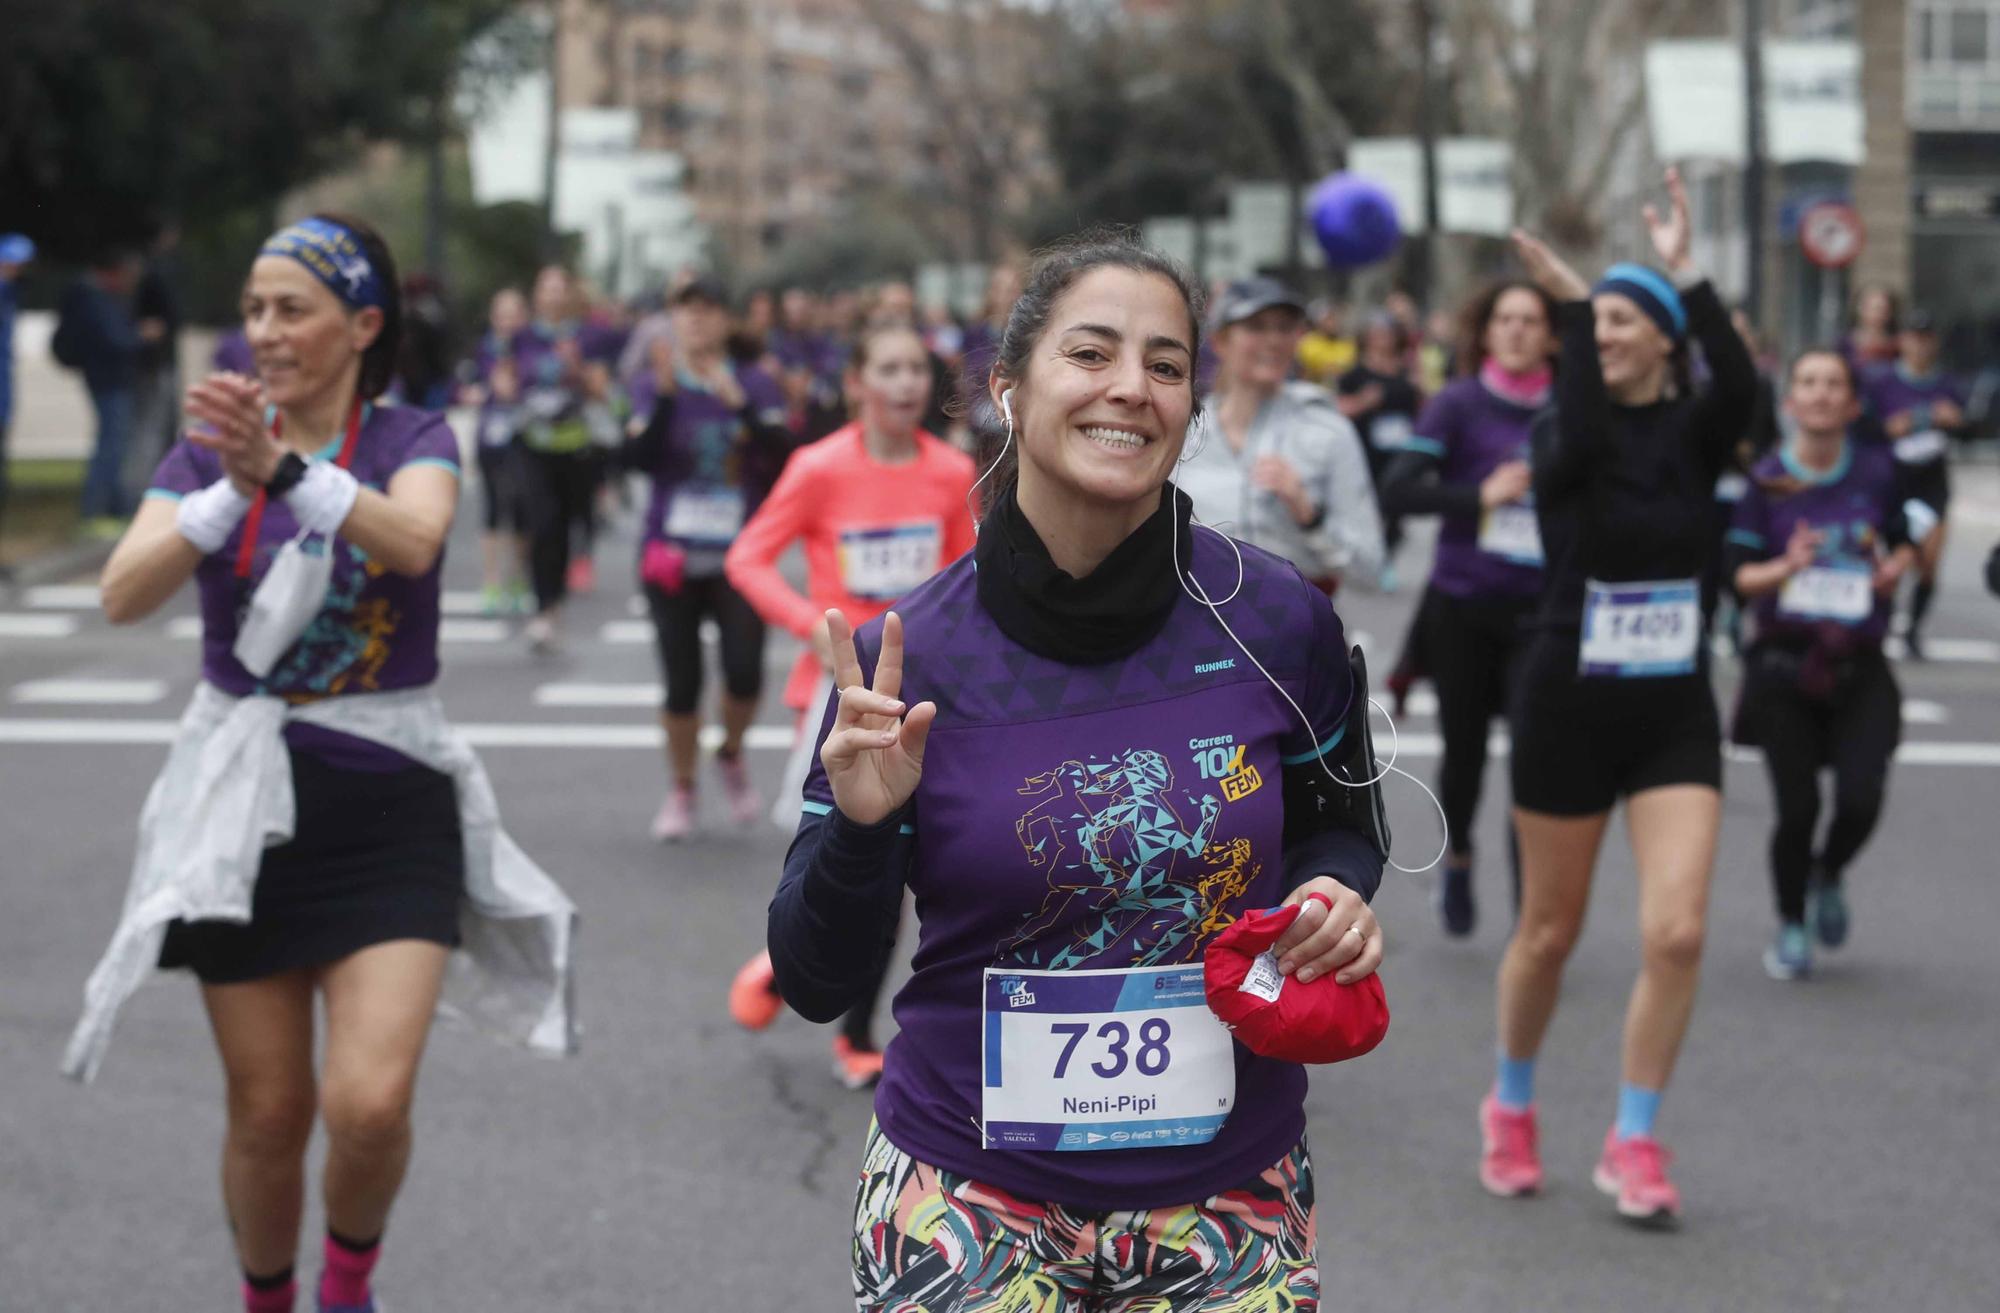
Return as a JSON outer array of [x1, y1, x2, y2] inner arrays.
[[524, 447, 599, 609], [477, 443, 529, 534], [646, 577, 767, 715], [1423, 589, 1533, 861], [1750, 646, 1901, 923]]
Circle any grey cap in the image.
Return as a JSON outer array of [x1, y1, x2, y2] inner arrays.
[[1209, 276, 1306, 331]]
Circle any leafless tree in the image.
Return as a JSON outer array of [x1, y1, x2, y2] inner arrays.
[[850, 0, 1057, 262], [1440, 0, 1705, 254]]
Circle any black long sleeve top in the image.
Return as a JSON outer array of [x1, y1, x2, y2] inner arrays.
[[1528, 280, 1758, 633]]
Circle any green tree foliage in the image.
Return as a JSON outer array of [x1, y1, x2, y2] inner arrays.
[[0, 0, 518, 260], [1034, 0, 1401, 236]]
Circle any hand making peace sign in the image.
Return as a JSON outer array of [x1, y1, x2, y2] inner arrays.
[[818, 609, 936, 827]]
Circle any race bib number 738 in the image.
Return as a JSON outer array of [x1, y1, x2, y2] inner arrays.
[[981, 966, 1235, 1152]]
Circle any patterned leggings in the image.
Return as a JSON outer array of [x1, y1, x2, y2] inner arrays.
[[851, 1120, 1319, 1312]]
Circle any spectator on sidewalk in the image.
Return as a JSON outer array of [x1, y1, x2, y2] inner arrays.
[[128, 226, 186, 498], [1, 233, 35, 564], [52, 248, 154, 534]]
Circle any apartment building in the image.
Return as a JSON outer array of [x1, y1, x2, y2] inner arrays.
[[552, 0, 1046, 271]]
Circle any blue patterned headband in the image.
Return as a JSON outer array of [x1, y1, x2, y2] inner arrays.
[[259, 218, 386, 310]]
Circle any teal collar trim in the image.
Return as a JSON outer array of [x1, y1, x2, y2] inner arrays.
[[1779, 435, 1850, 487]]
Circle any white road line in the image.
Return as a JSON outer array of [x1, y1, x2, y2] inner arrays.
[[0, 719, 179, 744], [441, 590, 488, 616], [1403, 689, 1438, 718], [166, 617, 203, 640], [10, 679, 168, 706], [22, 585, 102, 610], [535, 683, 664, 708], [3, 717, 1999, 766], [1904, 699, 1948, 725], [439, 619, 511, 643], [0, 614, 80, 638], [601, 620, 653, 644], [457, 723, 797, 750], [1885, 636, 1999, 663]]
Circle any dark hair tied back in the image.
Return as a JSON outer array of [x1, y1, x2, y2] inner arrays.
[[308, 212, 403, 401], [966, 227, 1205, 512]]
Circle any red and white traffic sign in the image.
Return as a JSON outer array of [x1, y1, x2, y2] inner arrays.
[[1799, 201, 1865, 269]]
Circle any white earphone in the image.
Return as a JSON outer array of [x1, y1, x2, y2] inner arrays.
[[1000, 387, 1016, 430]]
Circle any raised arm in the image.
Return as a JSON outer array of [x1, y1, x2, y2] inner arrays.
[[1511, 230, 1604, 499], [1684, 280, 1759, 470]]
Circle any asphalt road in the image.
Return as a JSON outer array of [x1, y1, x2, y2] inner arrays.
[[3, 475, 1998, 1311]]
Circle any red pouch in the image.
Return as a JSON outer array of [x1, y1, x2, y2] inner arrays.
[[1203, 894, 1389, 1064], [641, 538, 686, 593]]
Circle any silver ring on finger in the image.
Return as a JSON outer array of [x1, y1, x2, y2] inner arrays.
[[1345, 924, 1366, 943]]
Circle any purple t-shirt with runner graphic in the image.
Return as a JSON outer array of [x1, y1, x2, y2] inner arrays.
[[641, 363, 787, 576], [1729, 442, 1906, 646], [1408, 376, 1546, 599], [801, 533, 1363, 1208], [147, 405, 461, 768]]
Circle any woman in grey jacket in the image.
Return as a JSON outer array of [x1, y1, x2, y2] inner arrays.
[[1178, 277, 1383, 592]]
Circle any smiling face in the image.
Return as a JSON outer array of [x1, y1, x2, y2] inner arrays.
[[241, 256, 379, 408], [489, 288, 528, 338], [1899, 326, 1940, 374], [1484, 287, 1554, 374], [671, 297, 729, 356], [532, 266, 575, 324], [849, 325, 933, 438], [992, 266, 1196, 514], [1784, 350, 1860, 439], [1214, 305, 1305, 391], [1359, 320, 1404, 373], [1856, 287, 1896, 333], [1592, 291, 1674, 394]]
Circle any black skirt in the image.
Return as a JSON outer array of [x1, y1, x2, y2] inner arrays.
[[158, 748, 465, 984]]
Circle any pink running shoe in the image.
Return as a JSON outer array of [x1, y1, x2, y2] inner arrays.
[[831, 1036, 886, 1089], [1479, 1092, 1543, 1197], [1594, 1130, 1682, 1227], [728, 949, 783, 1031], [718, 753, 762, 826], [566, 555, 596, 595], [650, 784, 695, 842]]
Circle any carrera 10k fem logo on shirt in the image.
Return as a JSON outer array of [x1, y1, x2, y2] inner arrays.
[[996, 733, 1266, 973]]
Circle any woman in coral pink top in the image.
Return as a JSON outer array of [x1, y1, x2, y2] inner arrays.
[[724, 320, 975, 1087]]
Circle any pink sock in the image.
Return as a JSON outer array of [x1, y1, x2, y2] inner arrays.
[[242, 1275, 297, 1313], [319, 1233, 381, 1307]]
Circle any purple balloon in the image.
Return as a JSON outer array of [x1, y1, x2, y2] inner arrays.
[[1309, 173, 1403, 268]]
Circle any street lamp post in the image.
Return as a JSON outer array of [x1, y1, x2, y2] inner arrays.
[[1743, 0, 1768, 325]]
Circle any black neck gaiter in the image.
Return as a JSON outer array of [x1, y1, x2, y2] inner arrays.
[[974, 483, 1193, 664]]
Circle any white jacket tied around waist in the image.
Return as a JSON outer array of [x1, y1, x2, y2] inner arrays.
[[63, 681, 579, 1082]]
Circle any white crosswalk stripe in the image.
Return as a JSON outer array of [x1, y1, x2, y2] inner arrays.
[[10, 679, 168, 706], [0, 613, 80, 638], [3, 717, 1999, 766], [21, 585, 103, 610], [1903, 699, 1948, 725], [438, 619, 511, 643], [536, 683, 664, 708]]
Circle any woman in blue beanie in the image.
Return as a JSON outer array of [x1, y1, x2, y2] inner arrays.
[[1474, 169, 1757, 1227]]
